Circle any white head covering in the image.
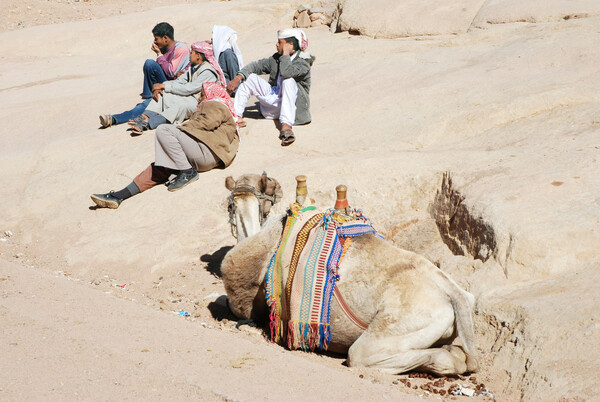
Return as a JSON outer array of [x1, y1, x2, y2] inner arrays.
[[212, 25, 244, 68], [277, 28, 310, 59]]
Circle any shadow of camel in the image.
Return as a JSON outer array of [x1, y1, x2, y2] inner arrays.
[[207, 296, 268, 330], [200, 245, 233, 278], [207, 295, 238, 321]]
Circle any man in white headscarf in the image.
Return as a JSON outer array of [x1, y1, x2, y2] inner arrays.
[[226, 29, 314, 146], [211, 25, 244, 83]]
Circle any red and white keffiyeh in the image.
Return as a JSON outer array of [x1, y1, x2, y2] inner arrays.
[[191, 41, 227, 87], [200, 82, 240, 138]]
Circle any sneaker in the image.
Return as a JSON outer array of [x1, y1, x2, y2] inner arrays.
[[167, 169, 199, 192], [99, 114, 113, 128], [90, 191, 122, 209]]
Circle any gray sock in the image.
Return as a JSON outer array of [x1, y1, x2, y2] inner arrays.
[[126, 182, 141, 196]]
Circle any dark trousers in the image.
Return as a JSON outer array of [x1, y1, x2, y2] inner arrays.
[[218, 49, 240, 83]]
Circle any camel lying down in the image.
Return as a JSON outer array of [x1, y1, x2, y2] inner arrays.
[[221, 213, 479, 375]]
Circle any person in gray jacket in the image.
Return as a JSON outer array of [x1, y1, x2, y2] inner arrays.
[[226, 29, 314, 146]]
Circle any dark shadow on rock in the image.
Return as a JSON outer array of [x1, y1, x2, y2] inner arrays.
[[242, 101, 263, 120], [208, 296, 270, 332], [200, 245, 233, 278], [207, 295, 238, 321]]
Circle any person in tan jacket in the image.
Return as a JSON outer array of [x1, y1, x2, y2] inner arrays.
[[91, 83, 239, 209]]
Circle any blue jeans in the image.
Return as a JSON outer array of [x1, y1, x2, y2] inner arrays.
[[112, 98, 150, 125], [145, 110, 169, 129], [141, 59, 167, 99]]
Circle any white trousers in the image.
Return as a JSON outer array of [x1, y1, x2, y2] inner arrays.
[[233, 73, 298, 126]]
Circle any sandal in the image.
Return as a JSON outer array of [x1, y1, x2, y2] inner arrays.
[[128, 114, 148, 126], [130, 120, 149, 134], [280, 129, 295, 146]]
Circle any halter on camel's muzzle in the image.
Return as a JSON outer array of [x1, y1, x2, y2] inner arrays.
[[227, 183, 279, 239]]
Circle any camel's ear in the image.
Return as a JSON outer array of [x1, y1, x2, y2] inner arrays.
[[269, 178, 283, 204], [225, 176, 236, 190], [260, 172, 282, 203], [259, 172, 268, 193]]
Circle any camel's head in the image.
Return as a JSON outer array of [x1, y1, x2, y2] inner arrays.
[[221, 214, 287, 321], [225, 172, 283, 242]]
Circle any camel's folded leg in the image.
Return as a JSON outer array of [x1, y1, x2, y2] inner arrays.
[[347, 312, 470, 375], [349, 345, 468, 375]]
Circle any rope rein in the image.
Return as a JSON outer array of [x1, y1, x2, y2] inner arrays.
[[227, 184, 278, 239]]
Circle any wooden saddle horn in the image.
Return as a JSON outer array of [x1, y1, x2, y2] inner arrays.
[[334, 184, 349, 211]]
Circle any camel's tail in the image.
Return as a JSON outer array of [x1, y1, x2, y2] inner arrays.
[[432, 268, 478, 370], [450, 289, 477, 356]]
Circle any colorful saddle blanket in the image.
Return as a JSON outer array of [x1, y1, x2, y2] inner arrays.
[[265, 205, 381, 351]]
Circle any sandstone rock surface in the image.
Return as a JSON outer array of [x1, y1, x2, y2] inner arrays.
[[472, 0, 600, 27], [1, 0, 599, 400]]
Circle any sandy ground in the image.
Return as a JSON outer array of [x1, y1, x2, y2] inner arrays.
[[1, 0, 599, 400], [1, 0, 214, 32]]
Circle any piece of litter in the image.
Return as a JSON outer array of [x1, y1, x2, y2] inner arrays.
[[177, 311, 190, 317], [462, 387, 475, 397], [451, 385, 476, 397], [203, 291, 220, 300], [114, 284, 126, 288], [0, 239, 7, 242], [4, 230, 13, 237]]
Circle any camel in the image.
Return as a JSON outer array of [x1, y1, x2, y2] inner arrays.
[[220, 180, 479, 375], [224, 172, 282, 242]]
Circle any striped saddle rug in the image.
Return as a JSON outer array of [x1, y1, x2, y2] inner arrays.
[[265, 205, 381, 351]]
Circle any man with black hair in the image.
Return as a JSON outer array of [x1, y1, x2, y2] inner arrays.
[[99, 22, 190, 128], [144, 22, 190, 99], [226, 29, 314, 146]]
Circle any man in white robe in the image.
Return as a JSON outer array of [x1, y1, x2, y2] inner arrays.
[[226, 29, 313, 146]]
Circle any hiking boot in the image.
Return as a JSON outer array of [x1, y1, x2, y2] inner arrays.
[[99, 114, 113, 128], [167, 169, 199, 192], [90, 191, 122, 209]]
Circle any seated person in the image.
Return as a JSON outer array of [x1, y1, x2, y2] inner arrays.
[[99, 22, 190, 128], [91, 83, 239, 209], [226, 29, 314, 146], [211, 25, 244, 83], [129, 41, 226, 133]]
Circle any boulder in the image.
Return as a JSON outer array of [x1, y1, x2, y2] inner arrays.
[[294, 10, 312, 28], [297, 4, 311, 13], [310, 12, 332, 25], [335, 0, 485, 38]]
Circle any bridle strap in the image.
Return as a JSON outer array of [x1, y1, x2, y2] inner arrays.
[[227, 184, 278, 239]]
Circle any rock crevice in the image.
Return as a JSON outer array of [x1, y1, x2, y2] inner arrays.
[[431, 172, 497, 262]]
